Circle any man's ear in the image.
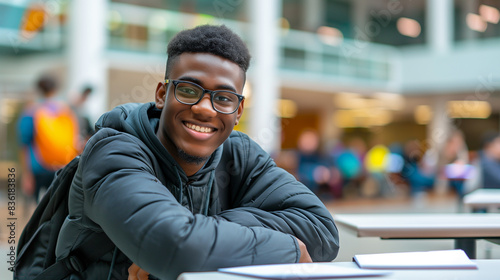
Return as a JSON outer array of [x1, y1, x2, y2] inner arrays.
[[235, 99, 245, 125], [155, 82, 166, 109]]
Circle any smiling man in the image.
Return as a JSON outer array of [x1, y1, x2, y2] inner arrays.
[[55, 25, 339, 280], [155, 52, 244, 175]]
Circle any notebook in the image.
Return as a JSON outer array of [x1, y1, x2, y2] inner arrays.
[[353, 249, 478, 269], [219, 262, 391, 279]]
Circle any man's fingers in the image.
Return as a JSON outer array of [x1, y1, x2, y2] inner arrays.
[[129, 263, 150, 280], [128, 263, 140, 280], [295, 237, 313, 263], [138, 268, 150, 280]]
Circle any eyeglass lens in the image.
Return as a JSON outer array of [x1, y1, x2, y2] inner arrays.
[[175, 82, 240, 113]]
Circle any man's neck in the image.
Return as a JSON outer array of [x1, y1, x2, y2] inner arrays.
[[178, 161, 205, 177], [155, 130, 209, 176], [165, 147, 207, 176]]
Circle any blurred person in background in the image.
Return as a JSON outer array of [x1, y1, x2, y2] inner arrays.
[[17, 74, 81, 202], [384, 143, 408, 196], [438, 129, 470, 198], [70, 84, 95, 146], [476, 131, 500, 189], [295, 129, 332, 196], [364, 144, 393, 197], [332, 137, 366, 198], [401, 139, 435, 197]]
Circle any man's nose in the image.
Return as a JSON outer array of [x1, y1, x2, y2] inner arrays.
[[191, 94, 217, 117]]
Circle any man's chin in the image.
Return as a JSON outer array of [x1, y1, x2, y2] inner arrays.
[[177, 148, 209, 165]]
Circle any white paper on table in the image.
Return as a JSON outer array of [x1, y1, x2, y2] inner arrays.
[[354, 249, 478, 269], [218, 262, 391, 279]]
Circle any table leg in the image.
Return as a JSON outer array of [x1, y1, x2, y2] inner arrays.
[[455, 238, 476, 259]]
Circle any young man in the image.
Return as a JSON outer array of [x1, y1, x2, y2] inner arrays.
[[56, 25, 339, 280]]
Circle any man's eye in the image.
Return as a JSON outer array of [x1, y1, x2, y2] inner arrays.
[[178, 87, 198, 95], [214, 95, 231, 102], [215, 92, 238, 103]]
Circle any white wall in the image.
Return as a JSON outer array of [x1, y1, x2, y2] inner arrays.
[[399, 39, 500, 95]]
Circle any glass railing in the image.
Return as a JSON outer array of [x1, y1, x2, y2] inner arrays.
[[107, 2, 248, 53], [107, 2, 396, 83], [0, 1, 396, 83], [279, 28, 395, 81]]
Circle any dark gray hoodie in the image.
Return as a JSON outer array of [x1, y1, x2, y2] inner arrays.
[[56, 102, 339, 280]]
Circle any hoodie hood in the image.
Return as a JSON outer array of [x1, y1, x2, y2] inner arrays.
[[95, 102, 222, 214]]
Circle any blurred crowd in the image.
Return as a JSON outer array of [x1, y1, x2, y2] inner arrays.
[[16, 74, 94, 203], [274, 128, 500, 201], [15, 75, 500, 205]]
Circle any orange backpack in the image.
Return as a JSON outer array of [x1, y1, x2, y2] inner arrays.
[[33, 102, 80, 171]]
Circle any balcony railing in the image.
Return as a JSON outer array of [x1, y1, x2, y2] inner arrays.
[[107, 2, 396, 84], [0, 1, 396, 84]]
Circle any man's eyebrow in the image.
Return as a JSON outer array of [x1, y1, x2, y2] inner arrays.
[[178, 76, 238, 92]]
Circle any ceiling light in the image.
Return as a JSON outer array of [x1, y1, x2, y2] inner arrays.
[[148, 14, 168, 34], [280, 18, 290, 36], [479, 4, 500, 24], [334, 93, 366, 109], [277, 99, 298, 118], [333, 109, 392, 128], [447, 101, 491, 119], [317, 26, 344, 46], [414, 105, 432, 125], [466, 13, 487, 32], [396, 17, 421, 38], [108, 10, 123, 31], [374, 92, 405, 110]]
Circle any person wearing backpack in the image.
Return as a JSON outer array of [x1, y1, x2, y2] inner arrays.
[[17, 74, 81, 202], [19, 25, 339, 280]]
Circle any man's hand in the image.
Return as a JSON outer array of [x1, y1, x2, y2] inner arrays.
[[295, 237, 313, 263], [128, 263, 150, 280]]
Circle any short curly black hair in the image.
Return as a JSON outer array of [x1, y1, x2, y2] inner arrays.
[[165, 25, 251, 79]]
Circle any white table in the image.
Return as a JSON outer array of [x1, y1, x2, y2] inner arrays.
[[334, 213, 500, 259], [464, 189, 500, 212], [177, 260, 500, 280]]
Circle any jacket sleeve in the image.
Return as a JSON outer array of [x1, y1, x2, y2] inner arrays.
[[215, 132, 340, 262], [80, 131, 300, 279]]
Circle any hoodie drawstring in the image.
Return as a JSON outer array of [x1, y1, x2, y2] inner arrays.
[[202, 170, 215, 215], [173, 165, 183, 203], [107, 247, 118, 280], [173, 165, 214, 216]]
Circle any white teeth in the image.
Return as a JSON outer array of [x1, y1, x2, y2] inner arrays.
[[186, 122, 213, 133]]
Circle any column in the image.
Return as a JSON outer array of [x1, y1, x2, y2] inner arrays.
[[426, 0, 454, 53], [248, 0, 281, 154], [428, 96, 451, 194], [66, 0, 108, 124], [352, 0, 371, 41], [303, 0, 325, 32], [461, 0, 478, 42]]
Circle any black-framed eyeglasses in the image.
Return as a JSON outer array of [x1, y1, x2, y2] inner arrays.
[[164, 79, 244, 114]]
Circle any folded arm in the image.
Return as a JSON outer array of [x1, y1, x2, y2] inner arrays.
[[215, 132, 340, 262]]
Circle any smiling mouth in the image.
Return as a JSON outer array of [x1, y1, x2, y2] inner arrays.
[[184, 122, 216, 133]]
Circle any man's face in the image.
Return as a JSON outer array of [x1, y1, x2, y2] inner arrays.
[[155, 53, 244, 168]]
